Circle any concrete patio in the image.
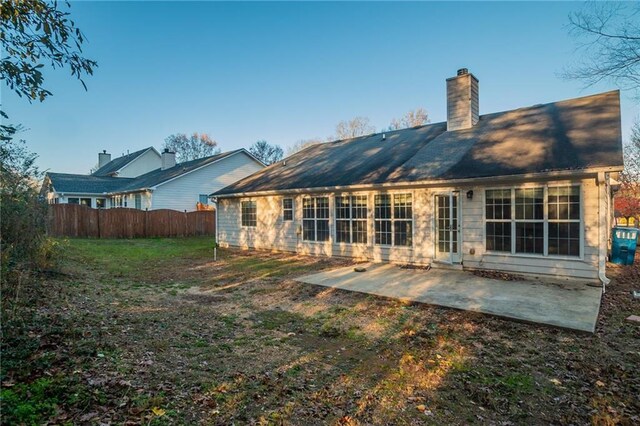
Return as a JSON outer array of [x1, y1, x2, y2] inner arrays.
[[296, 263, 603, 332]]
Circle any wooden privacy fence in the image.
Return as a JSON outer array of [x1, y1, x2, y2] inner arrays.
[[47, 204, 215, 238]]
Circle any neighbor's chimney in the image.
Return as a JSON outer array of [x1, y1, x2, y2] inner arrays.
[[98, 150, 111, 168], [446, 68, 479, 131], [161, 148, 176, 170]]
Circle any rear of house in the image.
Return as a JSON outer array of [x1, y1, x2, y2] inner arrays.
[[213, 70, 624, 282]]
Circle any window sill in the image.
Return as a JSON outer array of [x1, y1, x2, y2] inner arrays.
[[483, 251, 584, 261]]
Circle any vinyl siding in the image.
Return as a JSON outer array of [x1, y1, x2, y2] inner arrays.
[[150, 152, 263, 211], [218, 177, 602, 281], [117, 149, 162, 178]]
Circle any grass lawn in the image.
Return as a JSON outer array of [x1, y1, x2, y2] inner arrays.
[[2, 237, 639, 425]]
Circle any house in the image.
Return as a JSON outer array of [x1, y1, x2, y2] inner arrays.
[[212, 69, 624, 283], [42, 148, 264, 211]]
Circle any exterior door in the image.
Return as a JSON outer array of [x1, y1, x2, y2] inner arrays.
[[435, 192, 461, 263]]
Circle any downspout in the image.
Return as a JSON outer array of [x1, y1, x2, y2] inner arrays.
[[212, 196, 218, 246], [597, 172, 610, 292]]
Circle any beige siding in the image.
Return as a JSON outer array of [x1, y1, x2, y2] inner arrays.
[[218, 178, 602, 281], [151, 152, 263, 211]]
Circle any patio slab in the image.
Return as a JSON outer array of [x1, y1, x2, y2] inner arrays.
[[296, 263, 602, 332]]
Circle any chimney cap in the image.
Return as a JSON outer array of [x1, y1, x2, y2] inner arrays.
[[102, 149, 107, 154], [164, 148, 170, 153], [457, 68, 469, 76]]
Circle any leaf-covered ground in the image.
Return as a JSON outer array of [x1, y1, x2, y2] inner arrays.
[[2, 238, 639, 425]]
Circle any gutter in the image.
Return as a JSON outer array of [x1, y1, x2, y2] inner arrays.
[[212, 166, 624, 198]]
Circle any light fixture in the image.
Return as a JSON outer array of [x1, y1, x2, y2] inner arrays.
[[466, 190, 474, 200]]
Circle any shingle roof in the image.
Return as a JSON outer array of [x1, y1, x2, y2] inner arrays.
[[92, 147, 154, 176], [213, 90, 623, 196], [47, 149, 245, 195], [46, 173, 134, 194]]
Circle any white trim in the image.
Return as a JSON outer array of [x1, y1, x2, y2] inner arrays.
[[214, 166, 623, 198]]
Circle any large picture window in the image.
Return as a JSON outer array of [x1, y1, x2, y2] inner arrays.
[[374, 193, 412, 246], [303, 197, 329, 241], [241, 200, 257, 227], [484, 185, 581, 257], [335, 195, 367, 244]]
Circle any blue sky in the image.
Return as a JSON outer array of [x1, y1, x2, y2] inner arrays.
[[4, 1, 638, 174]]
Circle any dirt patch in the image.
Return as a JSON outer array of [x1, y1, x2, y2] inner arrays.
[[471, 269, 526, 281]]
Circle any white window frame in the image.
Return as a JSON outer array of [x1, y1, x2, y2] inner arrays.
[[374, 192, 414, 247], [483, 183, 583, 259], [241, 200, 257, 227], [334, 194, 368, 245], [302, 196, 330, 242], [282, 198, 294, 221]]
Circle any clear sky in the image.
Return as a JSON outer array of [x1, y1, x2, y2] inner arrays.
[[3, 1, 638, 174]]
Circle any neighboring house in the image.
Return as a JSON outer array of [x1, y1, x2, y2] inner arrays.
[[212, 69, 624, 283], [42, 149, 264, 211]]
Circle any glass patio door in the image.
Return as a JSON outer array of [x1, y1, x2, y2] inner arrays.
[[435, 192, 461, 263]]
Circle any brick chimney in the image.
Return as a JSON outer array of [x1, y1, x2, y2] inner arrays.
[[161, 148, 176, 170], [98, 150, 111, 168], [446, 68, 479, 131]]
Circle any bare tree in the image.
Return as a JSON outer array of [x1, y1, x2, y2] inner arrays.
[[621, 119, 640, 183], [248, 140, 283, 165], [286, 138, 324, 156], [564, 2, 640, 97], [163, 133, 220, 162], [334, 116, 375, 140], [388, 108, 430, 130]]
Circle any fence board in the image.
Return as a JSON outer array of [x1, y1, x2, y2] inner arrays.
[[47, 204, 215, 238]]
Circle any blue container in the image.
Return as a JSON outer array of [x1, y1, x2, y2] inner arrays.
[[611, 227, 638, 265]]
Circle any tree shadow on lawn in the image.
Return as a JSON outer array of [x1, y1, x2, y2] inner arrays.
[[3, 243, 639, 425]]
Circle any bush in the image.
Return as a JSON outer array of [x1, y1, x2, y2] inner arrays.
[[1, 134, 56, 308]]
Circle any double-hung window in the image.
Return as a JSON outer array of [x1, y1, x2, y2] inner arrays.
[[515, 188, 544, 254], [548, 186, 580, 256], [302, 197, 329, 241], [283, 198, 294, 221], [135, 194, 142, 210], [485, 189, 511, 252], [484, 185, 581, 257], [335, 195, 367, 244], [374, 193, 412, 246], [241, 200, 257, 227]]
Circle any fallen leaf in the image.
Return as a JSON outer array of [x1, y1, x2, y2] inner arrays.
[[151, 407, 166, 416], [596, 380, 605, 387], [416, 404, 426, 412]]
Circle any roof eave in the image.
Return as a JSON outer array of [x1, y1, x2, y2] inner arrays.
[[211, 166, 624, 198]]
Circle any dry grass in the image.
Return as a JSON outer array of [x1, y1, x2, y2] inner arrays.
[[1, 238, 639, 425]]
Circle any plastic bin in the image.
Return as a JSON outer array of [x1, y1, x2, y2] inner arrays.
[[611, 227, 638, 265]]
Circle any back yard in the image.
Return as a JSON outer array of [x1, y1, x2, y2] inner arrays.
[[2, 237, 639, 425]]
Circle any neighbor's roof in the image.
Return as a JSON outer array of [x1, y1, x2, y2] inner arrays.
[[46, 173, 135, 194], [117, 149, 244, 192], [213, 90, 623, 197], [92, 147, 156, 176], [47, 149, 247, 195]]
